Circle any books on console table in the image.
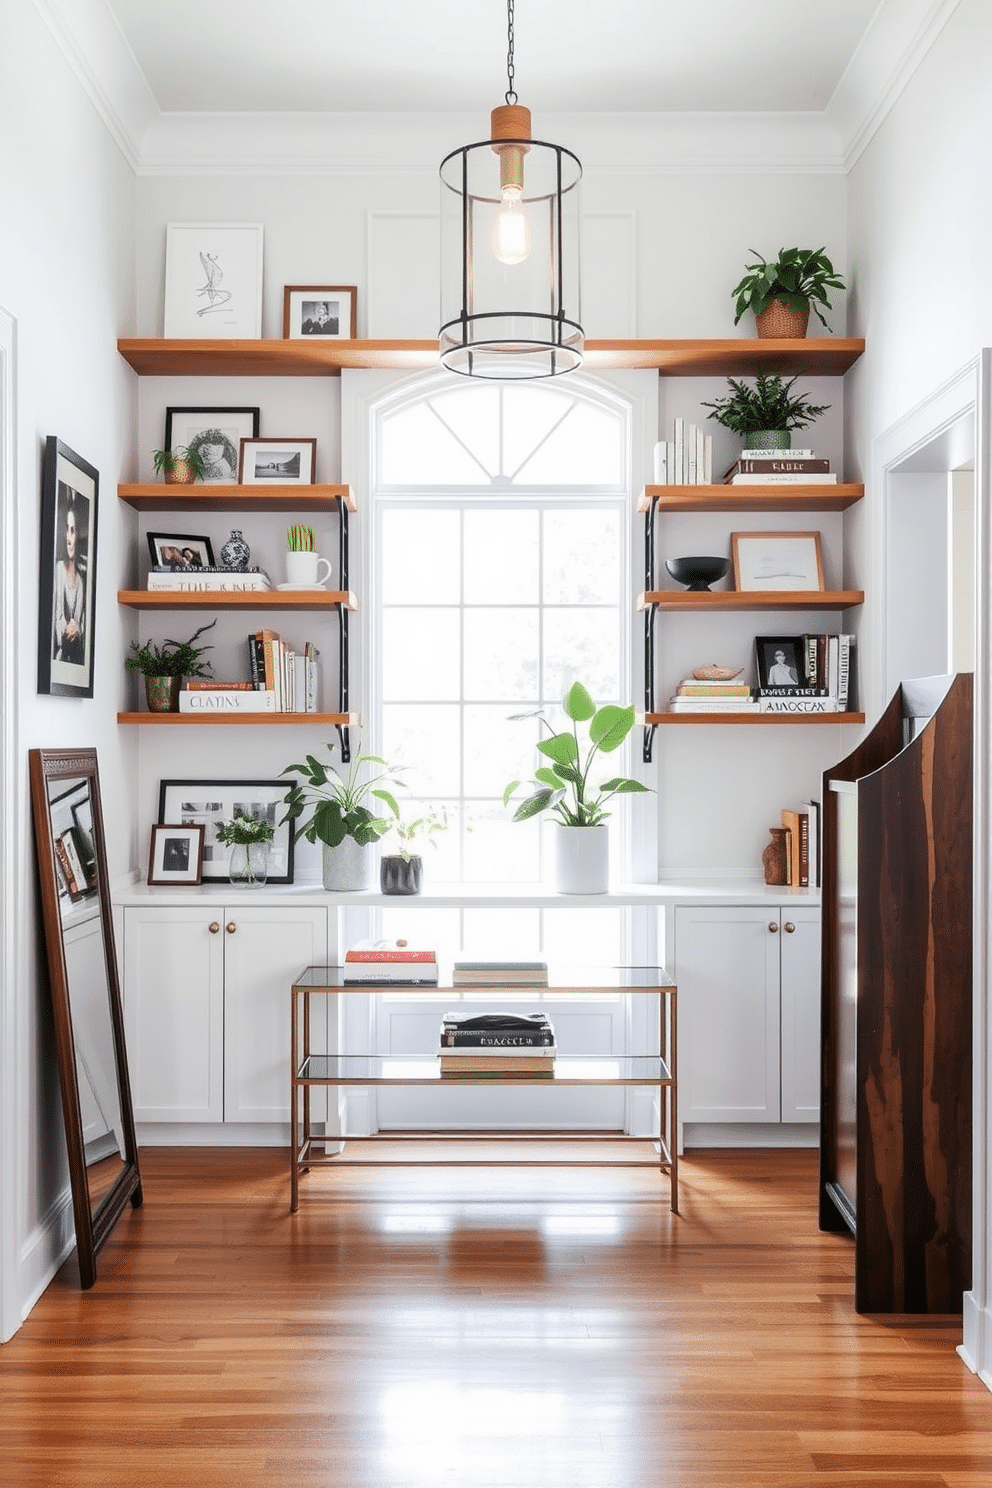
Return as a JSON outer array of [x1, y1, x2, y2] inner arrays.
[[440, 1011, 555, 1047], [452, 959, 549, 986], [438, 1051, 556, 1075], [343, 941, 439, 984], [347, 939, 437, 963]]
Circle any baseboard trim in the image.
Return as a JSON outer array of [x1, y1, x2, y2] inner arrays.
[[683, 1122, 819, 1149], [18, 1187, 76, 1323]]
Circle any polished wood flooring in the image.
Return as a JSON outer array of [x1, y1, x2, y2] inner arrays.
[[2, 1145, 991, 1487]]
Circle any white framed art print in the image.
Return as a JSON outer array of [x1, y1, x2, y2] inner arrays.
[[164, 223, 264, 338]]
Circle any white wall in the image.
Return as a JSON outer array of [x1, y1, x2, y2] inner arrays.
[[0, 0, 138, 1333]]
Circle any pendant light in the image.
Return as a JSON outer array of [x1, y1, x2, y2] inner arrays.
[[439, 0, 583, 379]]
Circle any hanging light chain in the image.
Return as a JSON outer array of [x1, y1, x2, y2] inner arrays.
[[505, 0, 517, 104]]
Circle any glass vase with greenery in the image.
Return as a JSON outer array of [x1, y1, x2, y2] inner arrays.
[[215, 809, 275, 889]]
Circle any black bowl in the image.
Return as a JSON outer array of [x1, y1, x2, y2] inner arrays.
[[665, 556, 731, 592]]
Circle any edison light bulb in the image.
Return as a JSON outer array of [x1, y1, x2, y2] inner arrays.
[[492, 184, 531, 265]]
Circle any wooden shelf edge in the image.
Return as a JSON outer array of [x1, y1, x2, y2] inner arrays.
[[117, 711, 360, 726], [637, 483, 864, 513], [118, 482, 357, 512], [637, 589, 864, 611], [641, 712, 865, 726], [118, 589, 358, 611]]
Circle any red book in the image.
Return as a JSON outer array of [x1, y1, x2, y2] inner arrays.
[[345, 940, 436, 963]]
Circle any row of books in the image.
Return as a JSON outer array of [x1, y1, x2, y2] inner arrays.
[[177, 631, 321, 713], [438, 1012, 556, 1075], [147, 565, 273, 591], [340, 943, 552, 989], [668, 634, 855, 714], [722, 449, 839, 486], [654, 420, 713, 485], [779, 800, 821, 888]]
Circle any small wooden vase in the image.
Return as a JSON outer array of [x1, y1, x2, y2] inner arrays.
[[762, 826, 789, 886]]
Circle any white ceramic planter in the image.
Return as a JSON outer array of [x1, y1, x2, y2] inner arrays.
[[554, 824, 609, 894], [322, 838, 374, 892]]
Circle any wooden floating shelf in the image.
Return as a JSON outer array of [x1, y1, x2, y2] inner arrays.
[[637, 589, 864, 612], [117, 336, 865, 380], [637, 484, 864, 514], [117, 483, 356, 513], [642, 712, 865, 727], [117, 711, 359, 727], [118, 589, 357, 611]]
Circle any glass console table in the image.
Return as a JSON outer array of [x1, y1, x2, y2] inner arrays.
[[290, 965, 678, 1214]]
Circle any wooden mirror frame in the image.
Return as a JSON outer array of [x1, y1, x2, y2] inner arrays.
[[28, 748, 142, 1288]]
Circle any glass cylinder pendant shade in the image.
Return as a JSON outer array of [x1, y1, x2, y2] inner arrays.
[[439, 105, 583, 379]]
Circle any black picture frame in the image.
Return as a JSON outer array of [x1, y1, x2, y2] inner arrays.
[[38, 436, 99, 698], [146, 532, 216, 568], [157, 779, 296, 884], [755, 635, 804, 691], [147, 823, 205, 886], [163, 407, 260, 484]]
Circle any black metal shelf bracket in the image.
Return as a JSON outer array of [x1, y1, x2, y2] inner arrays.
[[642, 493, 657, 763], [336, 498, 351, 762]]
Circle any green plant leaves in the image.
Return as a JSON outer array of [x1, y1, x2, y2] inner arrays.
[[511, 786, 565, 822], [701, 372, 829, 435], [730, 245, 845, 328], [562, 680, 596, 721], [589, 703, 634, 752], [537, 731, 579, 766]]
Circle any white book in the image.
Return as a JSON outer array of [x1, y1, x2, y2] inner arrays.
[[342, 964, 440, 982], [703, 432, 713, 484], [178, 689, 277, 713], [729, 473, 838, 484], [740, 448, 815, 459], [146, 572, 272, 590], [757, 696, 840, 714], [668, 697, 759, 712], [673, 418, 685, 484], [653, 441, 667, 483], [686, 422, 697, 485], [837, 634, 854, 707]]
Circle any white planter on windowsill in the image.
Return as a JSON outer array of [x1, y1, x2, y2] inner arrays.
[[322, 838, 375, 892], [554, 824, 609, 894]]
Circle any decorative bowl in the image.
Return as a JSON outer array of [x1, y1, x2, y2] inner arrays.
[[665, 556, 731, 592], [692, 664, 743, 682]]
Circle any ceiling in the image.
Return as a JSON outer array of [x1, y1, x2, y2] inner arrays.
[[106, 0, 885, 116]]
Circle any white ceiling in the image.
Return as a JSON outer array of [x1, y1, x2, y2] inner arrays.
[[105, 0, 885, 116]]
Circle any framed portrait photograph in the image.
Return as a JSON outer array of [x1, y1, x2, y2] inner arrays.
[[238, 437, 317, 484], [147, 532, 216, 568], [157, 779, 297, 884], [38, 436, 99, 698], [147, 824, 205, 887], [755, 635, 806, 691], [164, 407, 260, 484], [164, 223, 264, 338], [282, 285, 357, 340], [731, 531, 825, 592]]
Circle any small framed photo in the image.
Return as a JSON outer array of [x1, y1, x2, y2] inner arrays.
[[38, 436, 99, 698], [731, 531, 825, 592], [755, 635, 806, 691], [282, 285, 357, 340], [164, 223, 264, 338], [147, 824, 205, 887], [164, 407, 260, 484], [147, 532, 216, 568], [238, 437, 317, 484], [158, 779, 297, 884]]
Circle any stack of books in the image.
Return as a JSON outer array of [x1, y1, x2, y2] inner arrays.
[[755, 632, 855, 714], [778, 800, 821, 887], [179, 680, 277, 714], [147, 565, 272, 591], [654, 418, 713, 485], [177, 631, 322, 713], [668, 677, 758, 714], [451, 959, 549, 987], [343, 939, 439, 985], [722, 450, 838, 485], [438, 1011, 556, 1076]]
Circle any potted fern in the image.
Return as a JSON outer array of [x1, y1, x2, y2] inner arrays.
[[731, 246, 845, 338], [124, 620, 216, 712], [151, 445, 206, 485], [701, 373, 830, 451]]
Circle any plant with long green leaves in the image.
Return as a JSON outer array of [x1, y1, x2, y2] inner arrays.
[[732, 246, 845, 329], [281, 742, 403, 848], [503, 682, 652, 828], [701, 372, 829, 436]]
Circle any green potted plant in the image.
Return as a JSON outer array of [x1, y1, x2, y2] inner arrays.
[[380, 806, 449, 896], [731, 246, 845, 338], [124, 619, 216, 713], [285, 523, 331, 587], [503, 681, 651, 894], [151, 445, 206, 485], [281, 743, 403, 891], [215, 809, 275, 889], [701, 372, 830, 451]]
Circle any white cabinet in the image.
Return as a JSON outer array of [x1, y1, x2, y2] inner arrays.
[[123, 903, 327, 1124], [674, 904, 819, 1125]]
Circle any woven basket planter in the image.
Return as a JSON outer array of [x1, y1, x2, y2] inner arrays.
[[754, 299, 810, 339]]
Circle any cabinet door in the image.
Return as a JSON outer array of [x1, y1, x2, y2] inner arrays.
[[675, 906, 780, 1123], [223, 905, 327, 1123], [779, 906, 821, 1123], [122, 906, 224, 1122]]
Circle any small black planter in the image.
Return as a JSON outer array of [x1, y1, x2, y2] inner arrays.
[[380, 854, 422, 895]]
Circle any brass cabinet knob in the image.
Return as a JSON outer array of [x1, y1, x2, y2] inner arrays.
[[226, 921, 237, 934], [208, 921, 220, 934], [784, 921, 796, 934], [768, 921, 779, 933]]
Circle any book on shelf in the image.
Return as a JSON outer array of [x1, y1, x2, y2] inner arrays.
[[667, 697, 759, 712], [185, 680, 256, 691], [664, 419, 712, 484], [178, 689, 277, 713], [723, 457, 830, 479], [675, 680, 753, 698], [806, 798, 822, 888], [347, 940, 437, 963], [342, 966, 440, 985], [438, 1052, 556, 1075], [780, 807, 810, 887], [739, 447, 814, 459], [246, 631, 321, 712], [728, 473, 839, 485], [147, 567, 272, 591], [758, 696, 840, 714], [451, 960, 549, 986], [755, 633, 854, 707], [441, 1011, 555, 1048]]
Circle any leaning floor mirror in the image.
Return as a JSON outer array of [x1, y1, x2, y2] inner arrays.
[[29, 748, 142, 1288]]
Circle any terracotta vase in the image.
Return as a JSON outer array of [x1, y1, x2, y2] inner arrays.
[[754, 299, 810, 339], [762, 826, 790, 886]]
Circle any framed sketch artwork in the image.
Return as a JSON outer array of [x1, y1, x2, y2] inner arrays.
[[731, 531, 825, 592], [38, 436, 99, 698], [164, 407, 260, 484], [164, 224, 264, 338]]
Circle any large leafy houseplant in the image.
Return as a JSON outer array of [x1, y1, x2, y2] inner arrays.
[[281, 744, 402, 849], [732, 246, 845, 330], [503, 681, 651, 827], [701, 373, 829, 437]]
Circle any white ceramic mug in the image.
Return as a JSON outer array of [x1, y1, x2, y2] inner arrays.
[[285, 551, 332, 587]]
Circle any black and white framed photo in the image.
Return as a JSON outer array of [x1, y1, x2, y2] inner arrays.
[[164, 407, 260, 484], [164, 223, 264, 338], [282, 285, 357, 340], [146, 532, 216, 568], [38, 436, 99, 698], [157, 779, 296, 884], [238, 437, 317, 484], [755, 635, 805, 691], [147, 824, 205, 886], [731, 531, 825, 592]]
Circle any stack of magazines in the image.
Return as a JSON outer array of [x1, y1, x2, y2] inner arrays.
[[438, 1011, 556, 1076]]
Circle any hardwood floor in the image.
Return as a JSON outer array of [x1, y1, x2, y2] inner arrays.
[[2, 1145, 990, 1487]]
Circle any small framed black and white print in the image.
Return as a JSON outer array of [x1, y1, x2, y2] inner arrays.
[[147, 824, 205, 886]]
